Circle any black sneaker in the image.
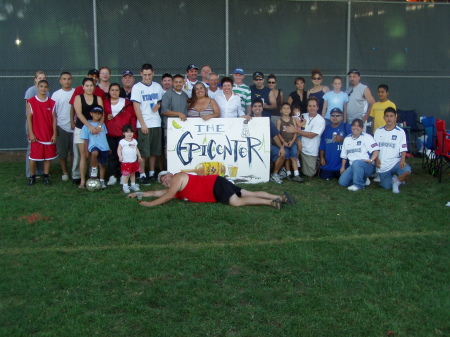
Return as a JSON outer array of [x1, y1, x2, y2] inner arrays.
[[138, 176, 151, 185], [149, 174, 158, 182], [27, 177, 36, 186], [43, 177, 51, 186], [72, 178, 81, 185]]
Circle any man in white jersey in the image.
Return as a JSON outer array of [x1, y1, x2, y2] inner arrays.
[[182, 64, 199, 98], [207, 73, 221, 99], [374, 107, 411, 193], [52, 72, 75, 181], [232, 68, 251, 116], [345, 69, 375, 126], [131, 63, 164, 184]]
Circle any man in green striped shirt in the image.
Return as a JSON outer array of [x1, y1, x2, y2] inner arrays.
[[232, 68, 251, 116]]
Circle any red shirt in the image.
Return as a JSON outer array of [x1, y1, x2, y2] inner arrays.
[[28, 96, 55, 142], [174, 174, 218, 203]]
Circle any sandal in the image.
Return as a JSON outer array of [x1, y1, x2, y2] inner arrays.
[[281, 191, 295, 205], [78, 184, 85, 189], [270, 198, 282, 210]]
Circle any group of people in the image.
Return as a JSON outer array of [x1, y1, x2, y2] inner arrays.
[[24, 64, 411, 209]]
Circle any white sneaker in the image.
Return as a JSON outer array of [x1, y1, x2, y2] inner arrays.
[[100, 180, 107, 189], [365, 178, 371, 186], [61, 174, 69, 181], [278, 168, 287, 179], [348, 185, 360, 191], [107, 176, 117, 185], [270, 173, 283, 184], [373, 174, 381, 182], [130, 184, 140, 192], [296, 158, 301, 168], [91, 167, 98, 178], [122, 185, 130, 193]]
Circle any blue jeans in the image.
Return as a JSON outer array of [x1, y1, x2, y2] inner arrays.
[[339, 160, 375, 189], [378, 161, 412, 189]]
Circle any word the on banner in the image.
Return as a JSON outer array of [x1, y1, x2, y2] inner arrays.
[[167, 118, 271, 183]]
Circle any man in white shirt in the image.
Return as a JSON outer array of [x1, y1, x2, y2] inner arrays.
[[207, 73, 221, 99], [131, 63, 164, 184], [374, 107, 411, 193], [286, 97, 326, 177], [51, 72, 75, 181]]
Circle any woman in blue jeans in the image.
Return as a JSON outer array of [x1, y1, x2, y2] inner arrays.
[[339, 119, 380, 191]]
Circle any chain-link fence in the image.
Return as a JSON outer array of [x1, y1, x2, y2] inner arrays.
[[1, 0, 449, 149]]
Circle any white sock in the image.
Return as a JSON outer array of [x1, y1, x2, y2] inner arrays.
[[100, 179, 104, 182], [286, 171, 291, 176], [294, 170, 299, 176], [130, 182, 136, 186], [149, 171, 155, 177], [140, 173, 146, 178], [392, 176, 402, 194]]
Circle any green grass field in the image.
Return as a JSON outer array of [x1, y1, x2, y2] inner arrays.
[[1, 156, 449, 336]]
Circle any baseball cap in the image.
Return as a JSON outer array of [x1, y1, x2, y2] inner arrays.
[[347, 68, 361, 76], [253, 71, 264, 80], [87, 68, 99, 76], [330, 108, 343, 115], [122, 70, 134, 77], [161, 73, 173, 80], [157, 171, 171, 183], [186, 64, 199, 72], [90, 106, 103, 114], [233, 68, 245, 75]]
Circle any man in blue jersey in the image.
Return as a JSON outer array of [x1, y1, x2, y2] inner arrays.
[[319, 108, 351, 180]]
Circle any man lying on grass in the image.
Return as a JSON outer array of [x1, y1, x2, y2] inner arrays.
[[128, 171, 294, 210]]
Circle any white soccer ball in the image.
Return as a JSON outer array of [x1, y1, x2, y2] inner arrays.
[[86, 178, 101, 192]]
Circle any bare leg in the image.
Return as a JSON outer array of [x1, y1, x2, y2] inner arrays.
[[60, 158, 68, 175], [291, 158, 299, 171], [29, 160, 36, 176], [240, 189, 282, 200], [130, 173, 135, 184], [139, 157, 147, 175], [149, 155, 156, 172], [90, 151, 98, 168], [398, 171, 411, 183], [229, 194, 273, 207], [78, 143, 87, 186], [99, 164, 106, 180], [273, 153, 285, 175], [43, 160, 51, 175]]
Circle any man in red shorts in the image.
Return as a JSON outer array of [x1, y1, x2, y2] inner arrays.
[[128, 171, 294, 210]]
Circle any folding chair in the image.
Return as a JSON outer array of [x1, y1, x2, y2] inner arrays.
[[421, 117, 437, 173], [397, 109, 423, 155], [434, 119, 450, 183]]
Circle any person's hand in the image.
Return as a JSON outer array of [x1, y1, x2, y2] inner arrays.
[[340, 166, 345, 174], [375, 158, 381, 168], [107, 114, 114, 121], [399, 159, 406, 169], [70, 121, 75, 130], [29, 133, 36, 142], [85, 152, 91, 159], [279, 146, 285, 157], [118, 156, 123, 162], [89, 125, 97, 134], [178, 113, 187, 121], [320, 158, 326, 166], [334, 135, 344, 143], [286, 125, 298, 134], [138, 157, 143, 163], [140, 125, 149, 135], [151, 104, 160, 112], [242, 115, 252, 121], [127, 193, 136, 198], [51, 134, 57, 144], [139, 201, 152, 207]]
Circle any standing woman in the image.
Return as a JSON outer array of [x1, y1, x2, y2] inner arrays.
[[187, 82, 220, 120], [24, 71, 49, 178], [288, 77, 307, 113], [307, 68, 329, 116], [215, 77, 250, 120], [73, 78, 104, 188], [97, 66, 111, 97], [267, 74, 285, 125], [104, 83, 136, 185]]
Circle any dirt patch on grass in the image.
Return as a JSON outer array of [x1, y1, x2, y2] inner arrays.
[[19, 213, 50, 224], [0, 151, 26, 163]]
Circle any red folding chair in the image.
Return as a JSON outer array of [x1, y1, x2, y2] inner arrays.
[[434, 119, 450, 183]]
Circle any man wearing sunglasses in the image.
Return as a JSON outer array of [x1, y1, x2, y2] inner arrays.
[[318, 108, 351, 180], [345, 69, 375, 127], [250, 71, 277, 118]]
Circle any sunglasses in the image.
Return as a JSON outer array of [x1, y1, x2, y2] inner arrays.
[[254, 78, 264, 81], [330, 114, 342, 117], [313, 77, 322, 80], [348, 89, 353, 97], [267, 81, 276, 84]]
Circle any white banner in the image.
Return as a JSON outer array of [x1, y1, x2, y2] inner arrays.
[[167, 117, 271, 183]]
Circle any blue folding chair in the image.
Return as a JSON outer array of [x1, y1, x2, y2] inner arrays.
[[421, 117, 437, 173]]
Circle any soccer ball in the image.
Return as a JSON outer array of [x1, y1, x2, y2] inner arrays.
[[86, 178, 101, 192]]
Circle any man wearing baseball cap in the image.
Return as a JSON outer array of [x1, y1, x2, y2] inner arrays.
[[120, 70, 135, 100], [319, 107, 351, 180], [250, 71, 276, 118], [345, 68, 375, 126], [182, 64, 199, 98], [232, 68, 251, 115]]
